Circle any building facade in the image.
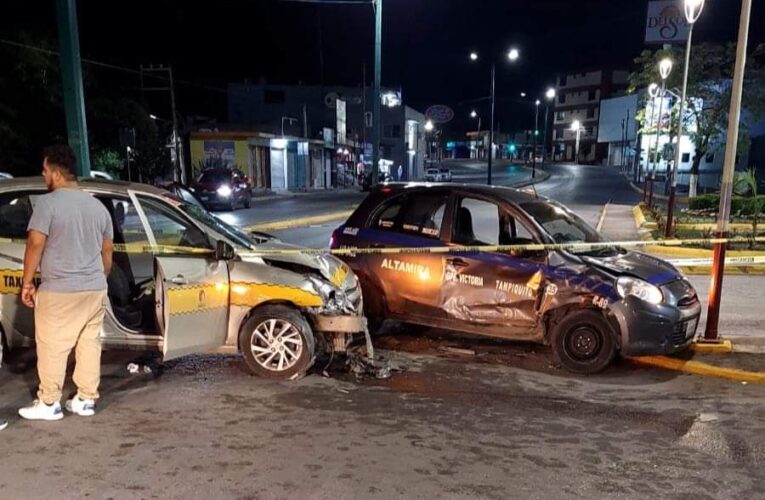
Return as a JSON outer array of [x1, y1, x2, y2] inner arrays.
[[553, 69, 629, 163], [226, 83, 426, 183]]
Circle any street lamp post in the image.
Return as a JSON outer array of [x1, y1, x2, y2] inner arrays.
[[649, 58, 673, 207], [543, 87, 555, 161], [644, 82, 660, 203], [532, 99, 540, 178], [666, 0, 705, 237], [424, 120, 434, 162], [470, 48, 520, 185], [571, 120, 582, 164]]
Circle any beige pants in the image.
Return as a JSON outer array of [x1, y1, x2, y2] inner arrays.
[[35, 290, 106, 405]]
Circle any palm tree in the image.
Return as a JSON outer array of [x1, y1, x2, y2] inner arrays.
[[733, 168, 764, 244]]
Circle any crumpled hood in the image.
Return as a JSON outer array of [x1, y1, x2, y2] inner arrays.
[[582, 250, 682, 285], [239, 240, 348, 286]]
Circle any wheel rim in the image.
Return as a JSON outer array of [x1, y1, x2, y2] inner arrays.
[[249, 319, 304, 372], [564, 325, 602, 361]]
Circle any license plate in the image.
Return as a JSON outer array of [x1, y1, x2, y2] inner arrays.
[[686, 318, 699, 338]]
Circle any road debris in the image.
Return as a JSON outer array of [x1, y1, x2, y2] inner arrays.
[[437, 346, 476, 357], [127, 363, 152, 374]]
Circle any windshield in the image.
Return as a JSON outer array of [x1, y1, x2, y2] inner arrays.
[[179, 202, 258, 249], [198, 170, 231, 184], [520, 200, 614, 255]]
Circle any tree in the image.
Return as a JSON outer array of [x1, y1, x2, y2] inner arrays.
[[733, 168, 764, 245], [629, 43, 765, 197]]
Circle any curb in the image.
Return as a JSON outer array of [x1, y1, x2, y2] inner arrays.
[[690, 339, 733, 354], [244, 210, 355, 232], [628, 355, 765, 384], [627, 180, 689, 204]]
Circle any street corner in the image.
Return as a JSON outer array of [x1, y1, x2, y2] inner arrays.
[[627, 348, 765, 385]]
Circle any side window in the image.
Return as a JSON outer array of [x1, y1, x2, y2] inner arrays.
[[370, 196, 406, 231], [0, 191, 45, 239], [399, 192, 448, 239], [503, 213, 536, 243], [454, 198, 500, 245], [138, 198, 211, 250]]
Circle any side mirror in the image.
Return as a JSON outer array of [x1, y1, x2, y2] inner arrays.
[[215, 240, 236, 261]]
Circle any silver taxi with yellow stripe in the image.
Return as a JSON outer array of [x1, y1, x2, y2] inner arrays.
[[0, 178, 366, 380]]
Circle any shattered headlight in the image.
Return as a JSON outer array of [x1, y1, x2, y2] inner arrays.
[[308, 276, 348, 310], [616, 276, 663, 305]]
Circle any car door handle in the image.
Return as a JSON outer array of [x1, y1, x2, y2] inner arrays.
[[446, 258, 469, 268], [169, 275, 188, 285]]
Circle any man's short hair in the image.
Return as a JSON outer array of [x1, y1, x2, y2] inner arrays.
[[43, 144, 77, 179]]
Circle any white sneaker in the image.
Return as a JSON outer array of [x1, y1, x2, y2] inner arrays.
[[65, 397, 96, 417], [18, 400, 64, 421], [0, 419, 7, 430]]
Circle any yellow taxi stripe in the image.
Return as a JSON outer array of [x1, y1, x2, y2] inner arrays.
[[230, 281, 322, 308], [166, 282, 229, 316]]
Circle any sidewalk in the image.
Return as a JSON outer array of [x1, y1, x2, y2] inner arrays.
[[598, 201, 765, 356]]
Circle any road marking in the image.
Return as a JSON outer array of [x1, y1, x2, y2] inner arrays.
[[244, 210, 355, 232], [596, 200, 610, 233], [628, 354, 765, 383]]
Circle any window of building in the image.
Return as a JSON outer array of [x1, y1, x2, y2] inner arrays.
[[705, 153, 715, 163], [559, 76, 566, 87], [556, 111, 565, 121], [588, 89, 597, 101], [681, 153, 690, 163], [557, 94, 565, 104], [383, 125, 401, 139], [263, 90, 285, 104], [587, 108, 595, 119]]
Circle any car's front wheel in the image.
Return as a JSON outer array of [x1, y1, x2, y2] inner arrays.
[[550, 309, 617, 374], [239, 305, 315, 379]]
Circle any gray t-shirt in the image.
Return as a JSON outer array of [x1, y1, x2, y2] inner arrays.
[[27, 188, 113, 293]]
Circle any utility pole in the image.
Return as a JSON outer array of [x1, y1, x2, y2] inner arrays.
[[704, 0, 752, 341], [371, 0, 382, 186], [532, 101, 539, 178], [488, 63, 496, 185], [140, 64, 185, 184], [55, 0, 91, 176]]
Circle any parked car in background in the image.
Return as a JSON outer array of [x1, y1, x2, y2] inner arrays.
[[361, 171, 393, 192], [331, 183, 700, 374], [192, 168, 253, 211], [90, 170, 114, 180], [424, 167, 451, 182], [0, 177, 367, 380]]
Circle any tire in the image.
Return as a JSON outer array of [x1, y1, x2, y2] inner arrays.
[[551, 309, 617, 374], [239, 305, 316, 380]]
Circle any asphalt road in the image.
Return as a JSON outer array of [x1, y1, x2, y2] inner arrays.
[[2, 161, 765, 498], [1, 345, 764, 499]]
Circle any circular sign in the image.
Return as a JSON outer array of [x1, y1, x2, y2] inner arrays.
[[425, 105, 455, 124]]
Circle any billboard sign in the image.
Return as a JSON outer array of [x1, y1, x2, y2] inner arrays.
[[425, 105, 455, 124], [203, 140, 236, 168], [645, 0, 691, 44], [336, 99, 347, 145]]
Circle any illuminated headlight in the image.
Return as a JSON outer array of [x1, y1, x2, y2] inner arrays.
[[616, 276, 663, 304], [217, 185, 232, 197]]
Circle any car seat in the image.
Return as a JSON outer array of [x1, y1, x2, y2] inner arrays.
[[454, 207, 477, 245]]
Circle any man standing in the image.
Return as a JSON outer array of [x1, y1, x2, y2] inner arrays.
[[18, 145, 113, 421]]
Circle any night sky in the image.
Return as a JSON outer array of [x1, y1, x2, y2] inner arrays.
[[3, 0, 763, 133]]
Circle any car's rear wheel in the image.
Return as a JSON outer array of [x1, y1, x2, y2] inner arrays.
[[551, 310, 617, 374], [239, 306, 315, 380]]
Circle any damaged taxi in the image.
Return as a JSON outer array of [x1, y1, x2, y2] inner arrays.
[[0, 178, 366, 380], [330, 184, 701, 374]]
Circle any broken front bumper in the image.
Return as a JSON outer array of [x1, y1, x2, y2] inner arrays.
[[309, 314, 369, 353]]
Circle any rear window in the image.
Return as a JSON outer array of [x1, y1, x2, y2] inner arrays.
[[0, 191, 46, 239], [370, 196, 405, 230]]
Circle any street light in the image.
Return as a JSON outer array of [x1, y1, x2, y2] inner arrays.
[[470, 110, 477, 118], [532, 99, 541, 177], [424, 120, 434, 132], [470, 110, 482, 133], [666, 0, 705, 237], [650, 58, 673, 206], [470, 47, 521, 185], [543, 87, 556, 161], [520, 92, 527, 98], [571, 120, 582, 164]]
